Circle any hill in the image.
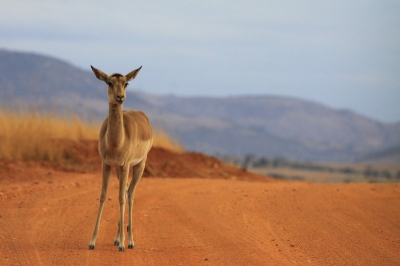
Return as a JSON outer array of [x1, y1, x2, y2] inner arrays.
[[358, 145, 400, 163], [129, 93, 400, 161], [1, 49, 399, 162]]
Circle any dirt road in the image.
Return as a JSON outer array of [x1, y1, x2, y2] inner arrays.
[[1, 169, 399, 266]]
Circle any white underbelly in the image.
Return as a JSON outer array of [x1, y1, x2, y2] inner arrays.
[[128, 158, 144, 166]]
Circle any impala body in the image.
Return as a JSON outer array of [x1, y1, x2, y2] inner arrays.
[[88, 66, 153, 251]]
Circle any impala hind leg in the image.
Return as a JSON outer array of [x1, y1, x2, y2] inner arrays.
[[88, 163, 111, 250], [127, 159, 146, 249], [116, 166, 129, 251]]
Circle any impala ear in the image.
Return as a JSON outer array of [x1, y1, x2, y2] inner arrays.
[[126, 66, 142, 82], [90, 66, 108, 83]]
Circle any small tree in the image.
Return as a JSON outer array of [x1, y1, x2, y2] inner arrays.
[[381, 170, 391, 179], [364, 166, 378, 177], [254, 157, 269, 168], [243, 153, 257, 168], [272, 156, 287, 168], [396, 171, 400, 179]]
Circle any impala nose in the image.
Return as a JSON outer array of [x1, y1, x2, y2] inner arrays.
[[116, 95, 125, 102]]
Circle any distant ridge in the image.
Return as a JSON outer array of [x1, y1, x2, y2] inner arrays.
[[358, 146, 400, 163], [1, 49, 399, 162]]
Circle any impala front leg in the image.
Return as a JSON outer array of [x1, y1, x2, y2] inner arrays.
[[113, 167, 122, 246], [89, 163, 111, 250], [114, 221, 121, 246], [117, 165, 129, 251], [113, 186, 128, 246]]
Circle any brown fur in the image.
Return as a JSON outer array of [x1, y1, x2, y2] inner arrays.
[[88, 65, 153, 251]]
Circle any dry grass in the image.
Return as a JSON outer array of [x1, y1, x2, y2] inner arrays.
[[0, 109, 99, 162], [153, 130, 184, 153], [0, 108, 184, 164]]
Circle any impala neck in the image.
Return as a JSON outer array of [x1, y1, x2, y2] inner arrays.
[[107, 102, 125, 149]]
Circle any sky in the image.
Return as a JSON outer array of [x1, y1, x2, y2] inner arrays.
[[1, 0, 399, 123]]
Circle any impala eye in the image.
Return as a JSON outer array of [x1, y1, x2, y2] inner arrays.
[[124, 83, 129, 88], [108, 81, 113, 87]]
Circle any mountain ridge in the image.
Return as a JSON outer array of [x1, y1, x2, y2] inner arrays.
[[1, 49, 399, 162], [124, 91, 400, 161]]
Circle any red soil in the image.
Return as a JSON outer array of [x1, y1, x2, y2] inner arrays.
[[0, 140, 399, 265]]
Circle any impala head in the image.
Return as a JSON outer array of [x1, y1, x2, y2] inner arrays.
[[91, 65, 142, 104]]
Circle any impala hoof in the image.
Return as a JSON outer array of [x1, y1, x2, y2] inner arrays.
[[88, 245, 95, 250], [114, 241, 119, 246], [119, 247, 125, 252], [128, 244, 134, 249]]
